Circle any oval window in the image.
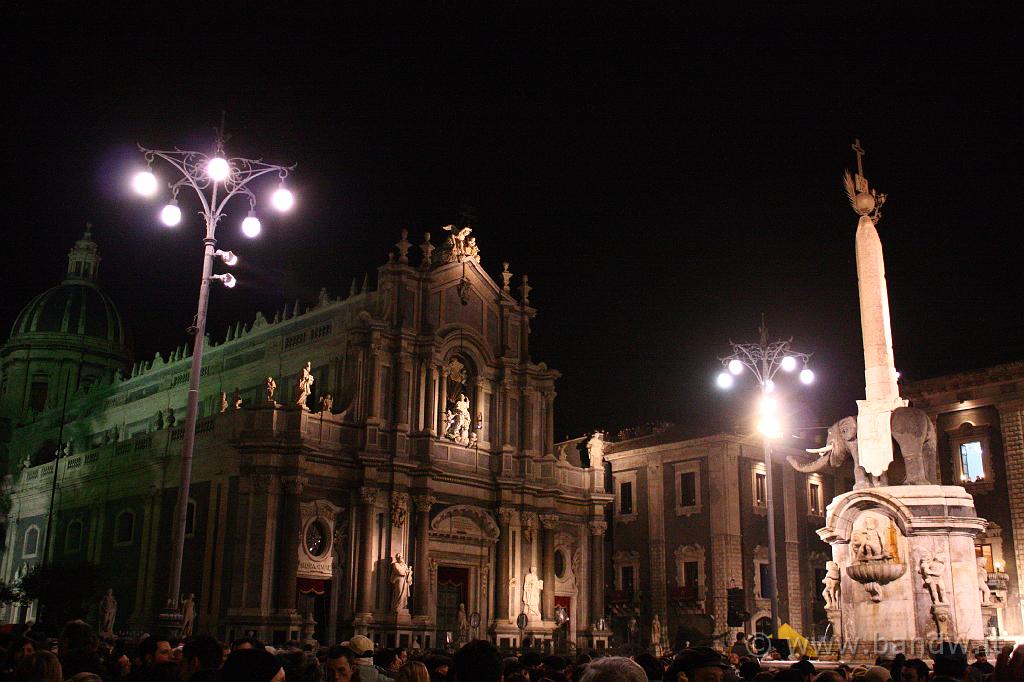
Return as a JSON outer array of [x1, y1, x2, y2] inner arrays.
[[554, 549, 566, 579], [305, 520, 329, 558]]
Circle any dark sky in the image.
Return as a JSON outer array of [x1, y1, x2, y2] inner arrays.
[[3, 7, 1021, 441]]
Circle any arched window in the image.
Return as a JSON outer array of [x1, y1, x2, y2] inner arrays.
[[755, 616, 772, 635], [184, 499, 197, 537], [65, 520, 84, 553], [114, 510, 135, 546], [22, 525, 40, 558]]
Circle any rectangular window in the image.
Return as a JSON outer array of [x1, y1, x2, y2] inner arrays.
[[680, 472, 697, 507], [758, 563, 772, 599], [683, 560, 699, 587], [754, 472, 767, 507], [976, 544, 994, 573], [619, 481, 633, 515], [809, 482, 822, 514], [960, 441, 985, 481], [622, 565, 635, 596], [29, 381, 48, 412]]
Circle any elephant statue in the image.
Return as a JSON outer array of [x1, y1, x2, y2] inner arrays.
[[787, 406, 937, 490]]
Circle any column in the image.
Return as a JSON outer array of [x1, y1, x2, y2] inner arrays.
[[589, 520, 607, 628], [645, 461, 668, 628], [437, 368, 449, 434], [278, 475, 307, 612], [413, 495, 435, 617], [429, 366, 439, 435], [996, 400, 1024, 635], [540, 514, 559, 620], [781, 465, 803, 632], [495, 508, 515, 622], [357, 487, 379, 616]]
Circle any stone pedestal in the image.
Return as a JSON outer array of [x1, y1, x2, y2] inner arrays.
[[817, 486, 987, 651]]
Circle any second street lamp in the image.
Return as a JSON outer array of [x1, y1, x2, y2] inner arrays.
[[132, 132, 295, 634], [717, 320, 814, 641]]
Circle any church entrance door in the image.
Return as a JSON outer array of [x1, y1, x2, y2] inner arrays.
[[436, 566, 469, 644]]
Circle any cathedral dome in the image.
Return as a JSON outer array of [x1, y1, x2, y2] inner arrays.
[[9, 281, 126, 345]]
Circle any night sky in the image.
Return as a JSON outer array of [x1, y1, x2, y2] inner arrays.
[[4, 8, 1021, 441]]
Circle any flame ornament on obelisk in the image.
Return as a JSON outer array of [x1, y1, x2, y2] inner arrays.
[[844, 140, 907, 478]]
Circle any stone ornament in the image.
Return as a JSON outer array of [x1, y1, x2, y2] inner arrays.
[[651, 614, 663, 653], [539, 514, 559, 530], [419, 232, 434, 267], [318, 394, 333, 414], [154, 410, 164, 431], [395, 228, 411, 264], [586, 431, 606, 469], [414, 495, 436, 514], [296, 362, 314, 408], [501, 262, 512, 292], [165, 407, 176, 428], [522, 566, 543, 621], [232, 389, 243, 409], [522, 513, 537, 543], [457, 603, 469, 644], [822, 561, 840, 609], [219, 392, 229, 413], [977, 558, 991, 605], [99, 588, 117, 637], [846, 516, 904, 603], [443, 393, 472, 445], [589, 519, 608, 536], [359, 487, 379, 506], [265, 377, 277, 403], [918, 549, 948, 605], [390, 493, 410, 529], [789, 407, 937, 489], [440, 224, 480, 264], [390, 553, 413, 613]]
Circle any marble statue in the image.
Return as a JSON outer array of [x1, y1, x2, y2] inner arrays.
[[180, 593, 195, 637], [154, 410, 164, 430], [822, 561, 841, 609], [852, 518, 888, 562], [99, 588, 117, 637], [318, 393, 333, 414], [788, 407, 937, 489], [219, 392, 228, 413], [441, 224, 476, 262], [586, 431, 606, 469], [919, 550, 947, 604], [390, 553, 413, 613], [265, 377, 277, 402], [523, 566, 543, 620], [232, 388, 243, 409], [978, 558, 991, 605], [457, 603, 469, 643], [651, 614, 662, 648], [296, 362, 314, 408], [444, 393, 472, 445], [557, 442, 568, 461], [165, 407, 176, 428]]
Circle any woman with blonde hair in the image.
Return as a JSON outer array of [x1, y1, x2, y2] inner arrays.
[[395, 660, 430, 682], [15, 650, 63, 682]]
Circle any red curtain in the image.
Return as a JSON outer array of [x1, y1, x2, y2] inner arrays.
[[297, 578, 326, 595]]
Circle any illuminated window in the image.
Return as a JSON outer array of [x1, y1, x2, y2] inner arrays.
[[754, 472, 767, 507], [808, 481, 823, 515], [959, 441, 985, 482], [976, 544, 994, 573]]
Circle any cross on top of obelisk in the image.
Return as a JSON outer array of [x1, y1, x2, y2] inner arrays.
[[851, 138, 869, 193]]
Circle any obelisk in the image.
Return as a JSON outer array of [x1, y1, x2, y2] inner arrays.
[[848, 140, 907, 478]]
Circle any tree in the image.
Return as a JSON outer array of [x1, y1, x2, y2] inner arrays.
[[19, 561, 104, 628]]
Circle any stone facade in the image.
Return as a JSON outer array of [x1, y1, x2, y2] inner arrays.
[[597, 427, 849, 647], [0, 228, 613, 648], [905, 362, 1024, 636]]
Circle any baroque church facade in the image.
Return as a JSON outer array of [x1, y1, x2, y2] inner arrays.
[[0, 226, 613, 649]]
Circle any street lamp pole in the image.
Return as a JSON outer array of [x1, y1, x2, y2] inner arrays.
[[133, 134, 295, 633], [717, 319, 814, 640]]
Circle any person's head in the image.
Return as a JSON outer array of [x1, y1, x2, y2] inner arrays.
[[395, 660, 431, 682], [427, 654, 453, 677], [900, 659, 930, 682], [324, 645, 355, 682], [736, 632, 747, 642], [221, 648, 285, 682], [395, 647, 408, 665], [7, 636, 35, 664], [670, 647, 729, 682], [230, 637, 261, 651], [375, 647, 400, 671], [633, 652, 663, 680], [348, 634, 374, 658], [792, 658, 817, 681], [14, 650, 63, 682], [775, 670, 809, 682], [183, 635, 223, 674], [863, 665, 892, 682], [739, 659, 762, 681], [814, 672, 844, 682], [140, 635, 173, 666], [932, 646, 968, 680], [521, 651, 542, 668], [150, 661, 184, 682], [60, 620, 97, 652], [579, 656, 648, 682], [972, 647, 988, 664]]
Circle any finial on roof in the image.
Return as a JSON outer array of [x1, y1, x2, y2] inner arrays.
[[501, 262, 512, 292], [396, 228, 411, 264], [843, 138, 887, 224], [420, 232, 435, 268], [518, 274, 531, 305]]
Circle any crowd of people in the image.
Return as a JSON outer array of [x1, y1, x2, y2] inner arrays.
[[1, 619, 1022, 682]]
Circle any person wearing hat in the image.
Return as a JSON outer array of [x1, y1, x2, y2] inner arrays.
[[969, 647, 994, 675], [666, 647, 730, 682], [221, 648, 284, 682], [346, 635, 390, 682]]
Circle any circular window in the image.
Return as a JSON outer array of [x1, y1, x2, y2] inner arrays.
[[554, 549, 566, 579], [305, 520, 329, 558]]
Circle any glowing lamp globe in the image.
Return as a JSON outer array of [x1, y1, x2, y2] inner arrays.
[[780, 355, 797, 372], [241, 212, 262, 238], [133, 170, 158, 196], [727, 359, 744, 375], [716, 372, 734, 389], [207, 156, 231, 182], [758, 415, 782, 439], [272, 187, 294, 211], [160, 201, 182, 227], [222, 273, 237, 288], [761, 396, 777, 414], [800, 368, 815, 385]]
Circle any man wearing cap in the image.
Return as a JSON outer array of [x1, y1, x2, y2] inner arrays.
[[346, 635, 390, 682], [968, 647, 994, 675], [666, 647, 730, 682]]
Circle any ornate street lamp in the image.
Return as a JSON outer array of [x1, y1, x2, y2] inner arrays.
[[132, 132, 295, 633], [716, 319, 814, 638]]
